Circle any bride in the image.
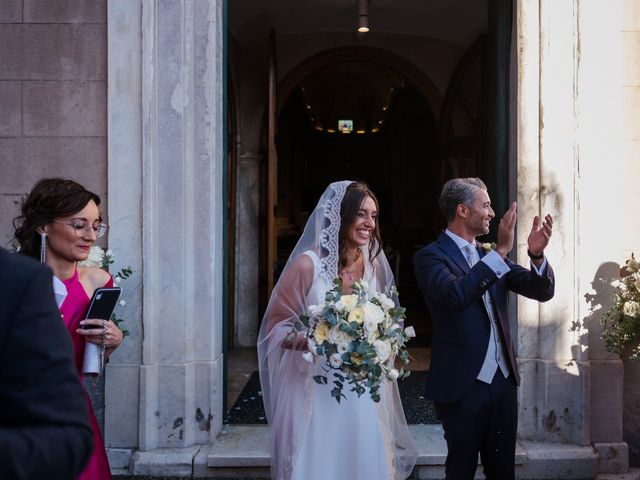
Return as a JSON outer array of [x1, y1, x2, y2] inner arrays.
[[257, 181, 416, 480]]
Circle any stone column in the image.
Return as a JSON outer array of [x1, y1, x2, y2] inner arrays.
[[139, 0, 225, 449], [515, 1, 542, 442], [105, 0, 144, 468], [106, 0, 226, 471], [235, 154, 262, 347], [516, 0, 627, 471], [576, 1, 627, 473]]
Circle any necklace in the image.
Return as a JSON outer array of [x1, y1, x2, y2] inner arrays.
[[341, 259, 363, 281]]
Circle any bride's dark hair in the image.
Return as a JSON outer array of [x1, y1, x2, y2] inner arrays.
[[13, 178, 101, 260], [338, 181, 383, 269]]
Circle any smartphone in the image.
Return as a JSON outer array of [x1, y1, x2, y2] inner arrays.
[[82, 287, 122, 329]]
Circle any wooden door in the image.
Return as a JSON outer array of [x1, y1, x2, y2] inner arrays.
[[266, 29, 278, 294]]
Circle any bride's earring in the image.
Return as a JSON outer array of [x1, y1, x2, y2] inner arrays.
[[40, 232, 47, 264]]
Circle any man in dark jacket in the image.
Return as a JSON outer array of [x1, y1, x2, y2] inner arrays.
[[413, 178, 555, 479], [0, 247, 93, 479]]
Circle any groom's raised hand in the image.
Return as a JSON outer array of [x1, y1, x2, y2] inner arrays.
[[496, 202, 517, 258], [527, 213, 553, 260]]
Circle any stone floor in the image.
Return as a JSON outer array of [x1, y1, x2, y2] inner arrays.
[[114, 470, 640, 480], [226, 346, 431, 411]]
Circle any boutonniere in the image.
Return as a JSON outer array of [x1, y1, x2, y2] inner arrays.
[[481, 242, 497, 253]]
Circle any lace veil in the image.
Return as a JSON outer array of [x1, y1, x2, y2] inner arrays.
[[257, 180, 416, 480]]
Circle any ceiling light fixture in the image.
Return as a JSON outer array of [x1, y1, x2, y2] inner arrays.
[[357, 0, 369, 33]]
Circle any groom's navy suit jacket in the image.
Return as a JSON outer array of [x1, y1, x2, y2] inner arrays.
[[413, 232, 555, 404]]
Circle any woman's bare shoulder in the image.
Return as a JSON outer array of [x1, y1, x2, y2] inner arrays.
[[290, 252, 315, 274], [78, 266, 111, 290]]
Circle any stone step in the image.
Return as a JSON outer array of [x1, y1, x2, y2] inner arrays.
[[201, 424, 601, 479], [596, 469, 640, 480], [114, 424, 629, 479]]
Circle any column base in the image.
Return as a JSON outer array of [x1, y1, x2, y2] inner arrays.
[[594, 442, 630, 474]]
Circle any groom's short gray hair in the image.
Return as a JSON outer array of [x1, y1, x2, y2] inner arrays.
[[439, 177, 487, 223]]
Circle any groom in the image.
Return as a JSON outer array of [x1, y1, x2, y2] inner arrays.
[[413, 178, 555, 479]]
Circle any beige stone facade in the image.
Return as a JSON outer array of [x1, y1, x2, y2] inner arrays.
[[0, 0, 107, 246]]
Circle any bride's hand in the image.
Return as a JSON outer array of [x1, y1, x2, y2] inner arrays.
[[281, 332, 309, 351]]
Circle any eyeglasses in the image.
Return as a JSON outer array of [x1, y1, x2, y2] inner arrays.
[[53, 220, 108, 238]]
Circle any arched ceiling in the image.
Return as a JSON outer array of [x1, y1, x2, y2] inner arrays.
[[297, 61, 407, 134], [229, 0, 489, 48]]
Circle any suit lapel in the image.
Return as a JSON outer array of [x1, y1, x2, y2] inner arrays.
[[437, 232, 470, 273]]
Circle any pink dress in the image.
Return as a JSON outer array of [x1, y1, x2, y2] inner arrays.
[[60, 269, 113, 480]]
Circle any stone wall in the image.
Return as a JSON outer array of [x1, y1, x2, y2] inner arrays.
[[621, 0, 640, 467], [0, 0, 107, 248]]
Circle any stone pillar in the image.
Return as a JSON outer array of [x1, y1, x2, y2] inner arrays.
[[576, 1, 627, 473], [621, 0, 640, 468], [106, 0, 226, 471], [516, 0, 627, 472], [105, 0, 143, 468], [235, 154, 262, 347], [515, 0, 542, 442]]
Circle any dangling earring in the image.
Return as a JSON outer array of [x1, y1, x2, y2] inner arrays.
[[40, 232, 47, 264]]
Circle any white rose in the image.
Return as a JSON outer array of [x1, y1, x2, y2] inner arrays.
[[328, 325, 351, 346], [78, 245, 105, 268], [634, 273, 640, 291], [374, 292, 395, 312], [623, 301, 640, 317], [335, 294, 358, 312], [329, 353, 343, 368], [373, 339, 392, 363], [302, 351, 314, 363], [363, 302, 385, 325], [387, 368, 400, 380], [404, 326, 416, 338]]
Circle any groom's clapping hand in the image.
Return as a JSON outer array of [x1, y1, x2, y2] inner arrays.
[[527, 213, 553, 262], [496, 202, 517, 258]]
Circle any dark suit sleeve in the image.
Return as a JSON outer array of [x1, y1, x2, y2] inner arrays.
[[414, 246, 501, 309], [414, 246, 555, 310], [505, 257, 555, 302], [0, 264, 93, 480]]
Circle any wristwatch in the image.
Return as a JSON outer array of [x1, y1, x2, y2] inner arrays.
[[527, 249, 544, 260]]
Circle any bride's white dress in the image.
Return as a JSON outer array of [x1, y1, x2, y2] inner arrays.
[[290, 251, 393, 480]]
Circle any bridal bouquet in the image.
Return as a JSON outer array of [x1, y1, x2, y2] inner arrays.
[[601, 253, 640, 359], [299, 278, 414, 403]]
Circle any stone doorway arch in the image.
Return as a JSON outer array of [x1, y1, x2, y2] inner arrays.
[[258, 46, 445, 342]]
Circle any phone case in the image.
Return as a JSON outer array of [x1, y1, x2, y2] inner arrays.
[[83, 287, 122, 327]]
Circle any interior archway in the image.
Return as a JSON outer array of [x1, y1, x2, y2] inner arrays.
[[274, 58, 441, 342]]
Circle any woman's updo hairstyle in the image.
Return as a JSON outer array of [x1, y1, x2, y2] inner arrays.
[[13, 178, 101, 260]]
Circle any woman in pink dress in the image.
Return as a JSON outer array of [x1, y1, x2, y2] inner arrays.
[[14, 178, 124, 480]]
